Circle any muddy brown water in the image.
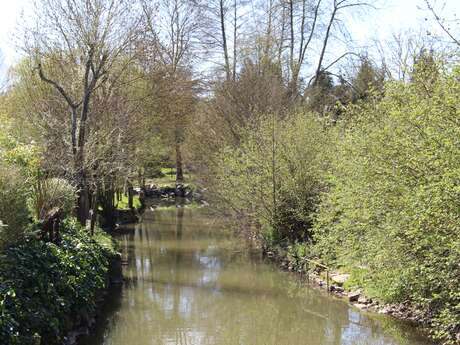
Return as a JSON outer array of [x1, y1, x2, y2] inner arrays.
[[78, 207, 433, 345]]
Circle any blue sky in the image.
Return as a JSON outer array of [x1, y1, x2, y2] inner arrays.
[[0, 0, 459, 79]]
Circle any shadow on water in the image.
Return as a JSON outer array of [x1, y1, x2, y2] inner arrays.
[[78, 201, 433, 345], [77, 285, 123, 344]]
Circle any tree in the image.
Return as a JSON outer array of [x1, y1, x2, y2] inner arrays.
[[26, 0, 143, 224], [199, 0, 248, 81], [424, 0, 460, 47], [286, 0, 322, 97], [143, 0, 200, 184], [351, 57, 385, 101], [312, 0, 373, 86]]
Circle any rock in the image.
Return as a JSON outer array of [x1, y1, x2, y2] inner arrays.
[[354, 303, 369, 310], [378, 307, 393, 314], [331, 274, 350, 286], [348, 291, 361, 302], [330, 285, 344, 293], [113, 224, 135, 234], [358, 296, 370, 304]]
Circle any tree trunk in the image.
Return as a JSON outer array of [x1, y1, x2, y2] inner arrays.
[[127, 180, 134, 209], [77, 184, 89, 225], [75, 154, 89, 225], [314, 6, 336, 85], [175, 142, 184, 183], [98, 183, 116, 229], [220, 0, 231, 81], [138, 168, 146, 190], [232, 0, 237, 81]]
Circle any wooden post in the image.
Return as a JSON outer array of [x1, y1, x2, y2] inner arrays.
[[42, 207, 61, 243], [89, 209, 96, 236], [127, 181, 134, 209], [302, 257, 330, 292]]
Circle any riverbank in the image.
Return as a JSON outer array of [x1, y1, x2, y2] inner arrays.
[[262, 242, 456, 345], [77, 206, 432, 345], [0, 218, 119, 345]]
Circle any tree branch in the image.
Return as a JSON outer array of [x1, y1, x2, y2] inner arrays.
[[36, 62, 77, 109]]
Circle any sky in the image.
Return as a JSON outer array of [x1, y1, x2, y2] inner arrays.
[[0, 0, 459, 80], [0, 0, 30, 63], [341, 0, 460, 59]]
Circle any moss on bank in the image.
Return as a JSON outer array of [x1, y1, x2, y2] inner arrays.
[[0, 218, 118, 345]]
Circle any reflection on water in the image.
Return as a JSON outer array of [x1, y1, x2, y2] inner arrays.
[[79, 207, 432, 345]]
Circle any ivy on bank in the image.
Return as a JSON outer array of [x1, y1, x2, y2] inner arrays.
[[0, 218, 117, 345]]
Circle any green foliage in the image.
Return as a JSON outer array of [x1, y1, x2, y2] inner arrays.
[[28, 177, 76, 221], [214, 112, 332, 244], [209, 60, 460, 343], [0, 115, 43, 246], [115, 194, 141, 210], [0, 115, 41, 181], [134, 135, 169, 180], [0, 218, 116, 345], [314, 66, 460, 344], [352, 58, 385, 102], [0, 163, 30, 247]]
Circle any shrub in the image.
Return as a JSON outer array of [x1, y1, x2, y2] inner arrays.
[[0, 218, 116, 345], [213, 112, 332, 245], [28, 177, 76, 221], [0, 164, 30, 247], [313, 67, 460, 344]]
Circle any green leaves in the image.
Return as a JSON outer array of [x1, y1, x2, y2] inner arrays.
[[0, 219, 115, 345], [314, 67, 460, 344], [208, 63, 460, 344], [214, 112, 332, 244]]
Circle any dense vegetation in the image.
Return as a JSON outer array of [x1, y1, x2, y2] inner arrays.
[[314, 67, 460, 342], [0, 0, 459, 343], [198, 63, 460, 344], [0, 220, 116, 345], [0, 70, 118, 344]]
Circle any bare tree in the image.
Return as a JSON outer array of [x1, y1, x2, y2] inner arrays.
[[424, 0, 460, 47], [313, 0, 373, 86], [199, 0, 248, 81], [143, 0, 200, 184], [286, 0, 322, 95], [26, 0, 143, 224], [371, 29, 438, 82]]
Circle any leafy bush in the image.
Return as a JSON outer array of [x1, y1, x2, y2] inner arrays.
[[0, 118, 40, 246], [0, 218, 116, 345], [314, 67, 460, 344], [214, 112, 332, 245], [0, 164, 30, 247], [28, 177, 76, 221]]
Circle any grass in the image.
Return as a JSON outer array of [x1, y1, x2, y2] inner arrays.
[[93, 228, 119, 254], [146, 167, 197, 189], [161, 167, 176, 176], [115, 194, 141, 210]]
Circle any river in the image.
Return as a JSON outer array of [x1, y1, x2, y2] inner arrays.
[[78, 207, 432, 345]]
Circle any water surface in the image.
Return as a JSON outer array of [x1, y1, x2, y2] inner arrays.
[[79, 207, 432, 345]]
